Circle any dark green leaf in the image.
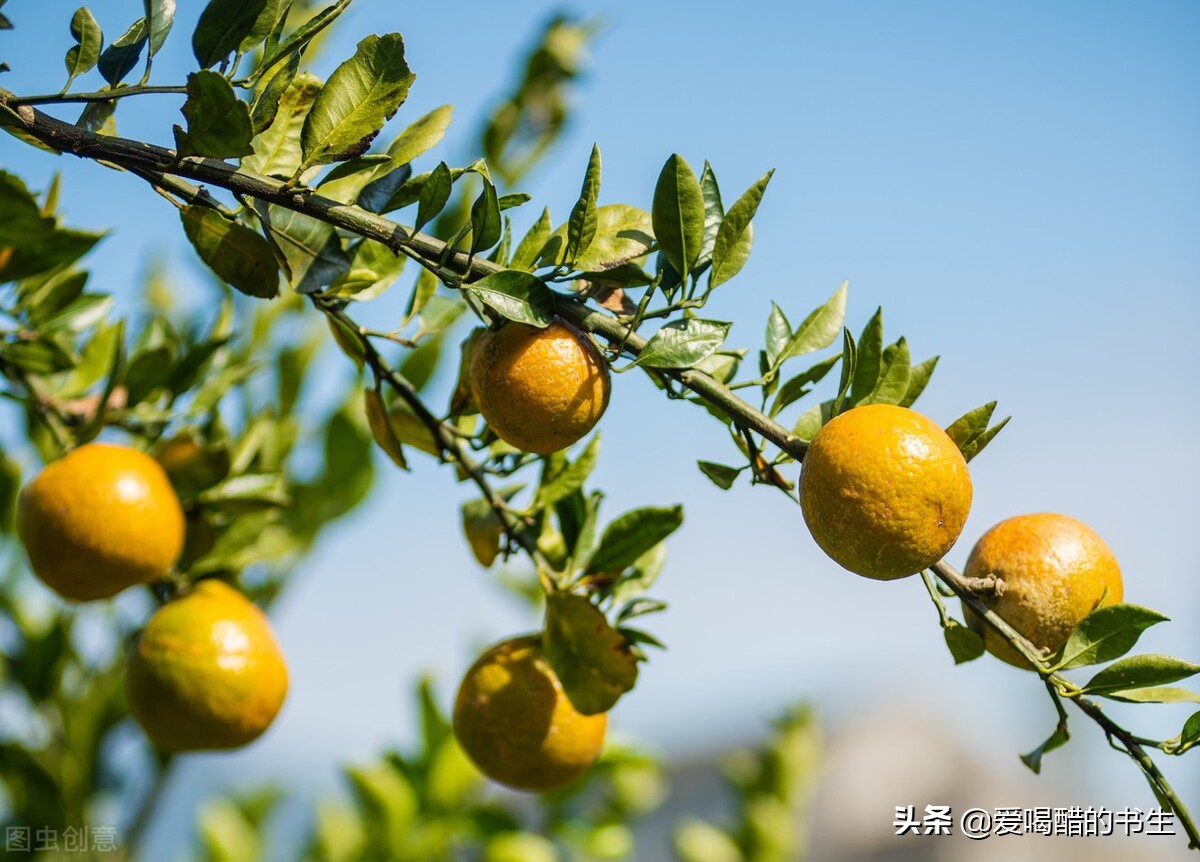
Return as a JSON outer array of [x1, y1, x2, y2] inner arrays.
[[945, 401, 1009, 462], [858, 337, 911, 406], [300, 33, 415, 168], [587, 505, 683, 574], [249, 51, 299, 136], [899, 355, 939, 407], [1021, 724, 1069, 774], [414, 162, 452, 232], [466, 270, 554, 327], [1082, 654, 1200, 696], [0, 338, 76, 373], [1182, 712, 1200, 746], [778, 280, 848, 362], [944, 621, 985, 664], [364, 386, 407, 469], [144, 0, 175, 59], [263, 205, 350, 293], [848, 307, 883, 404], [254, 0, 350, 82], [181, 206, 278, 298], [173, 71, 254, 159], [769, 353, 840, 418], [651, 154, 705, 278], [1, 228, 104, 282], [633, 319, 731, 370], [0, 452, 20, 533], [543, 593, 639, 715], [469, 179, 502, 255], [710, 169, 771, 288], [193, 0, 284, 69], [695, 161, 724, 274], [98, 17, 147, 86], [1054, 604, 1170, 670], [565, 144, 601, 265], [697, 461, 739, 490], [64, 8, 103, 89], [830, 328, 856, 416]]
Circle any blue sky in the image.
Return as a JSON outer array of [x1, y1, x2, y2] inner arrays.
[[2, 0, 1199, 857]]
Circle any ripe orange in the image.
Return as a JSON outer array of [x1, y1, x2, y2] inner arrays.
[[962, 513, 1123, 669], [453, 635, 607, 791], [126, 579, 289, 752], [17, 442, 186, 601], [469, 319, 610, 454], [799, 404, 972, 580]]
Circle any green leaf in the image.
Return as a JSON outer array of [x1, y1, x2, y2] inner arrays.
[[1100, 687, 1200, 704], [254, 0, 350, 82], [263, 205, 350, 293], [945, 401, 1010, 462], [300, 33, 415, 168], [1020, 724, 1069, 774], [249, 51, 298, 136], [243, 72, 321, 177], [565, 144, 601, 265], [587, 505, 683, 574], [98, 17, 147, 86], [943, 621, 985, 664], [830, 328, 856, 416], [858, 337, 911, 406], [697, 461, 739, 490], [0, 452, 20, 533], [1182, 712, 1200, 746], [172, 71, 254, 159], [764, 303, 791, 367], [466, 270, 554, 327], [768, 354, 840, 418], [364, 386, 407, 469], [469, 180, 502, 254], [899, 355, 939, 407], [543, 593, 639, 715], [414, 162, 452, 232], [199, 472, 291, 513], [610, 542, 668, 607], [181, 206, 278, 298], [1, 337, 77, 374], [385, 104, 453, 166], [461, 496, 504, 568], [510, 207, 552, 272], [536, 434, 600, 508], [64, 8, 103, 90], [633, 319, 731, 370], [778, 281, 848, 363], [326, 239, 405, 301], [710, 169, 771, 289], [695, 161, 724, 274], [345, 762, 418, 843], [1081, 654, 1200, 696], [1053, 604, 1170, 670], [848, 307, 883, 404], [0, 171, 54, 246], [539, 204, 654, 272], [144, 0, 175, 60], [651, 154, 705, 278], [192, 0, 284, 69]]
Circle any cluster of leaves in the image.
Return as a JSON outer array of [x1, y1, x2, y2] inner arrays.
[[0, 169, 375, 845], [189, 680, 669, 862], [675, 707, 822, 862]]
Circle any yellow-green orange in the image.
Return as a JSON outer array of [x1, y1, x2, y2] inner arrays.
[[469, 319, 610, 454], [799, 404, 972, 580], [963, 513, 1123, 669], [17, 442, 185, 601], [126, 579, 289, 752], [453, 635, 607, 791]]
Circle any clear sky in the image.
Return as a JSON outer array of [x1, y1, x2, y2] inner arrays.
[[2, 1, 1199, 858]]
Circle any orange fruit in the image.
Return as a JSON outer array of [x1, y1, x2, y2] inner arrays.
[[126, 579, 289, 752], [17, 442, 186, 601], [469, 319, 610, 454], [453, 635, 607, 791], [799, 404, 972, 580], [962, 513, 1123, 669]]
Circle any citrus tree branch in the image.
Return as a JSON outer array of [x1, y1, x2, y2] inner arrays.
[[4, 90, 1194, 850]]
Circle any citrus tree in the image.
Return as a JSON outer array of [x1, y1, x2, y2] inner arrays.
[[0, 2, 1197, 859]]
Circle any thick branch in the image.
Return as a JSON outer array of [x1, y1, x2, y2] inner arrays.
[[0, 91, 807, 459]]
